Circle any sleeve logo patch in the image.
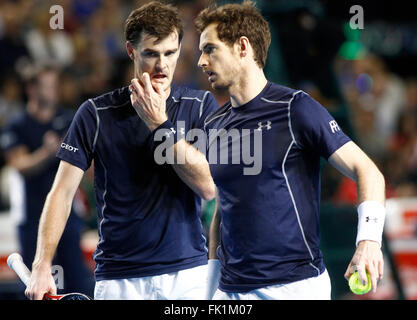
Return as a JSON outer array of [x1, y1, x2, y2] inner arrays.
[[329, 120, 341, 133], [61, 143, 78, 153]]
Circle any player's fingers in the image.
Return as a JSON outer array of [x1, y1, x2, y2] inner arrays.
[[130, 87, 138, 104], [24, 287, 32, 300], [344, 263, 353, 280], [367, 263, 378, 293], [130, 92, 135, 106], [378, 258, 384, 280], [34, 288, 46, 300], [357, 263, 367, 286], [142, 72, 154, 96], [130, 87, 145, 111], [131, 78, 145, 99], [49, 279, 57, 296]]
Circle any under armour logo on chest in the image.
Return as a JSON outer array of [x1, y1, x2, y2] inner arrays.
[[257, 121, 272, 131]]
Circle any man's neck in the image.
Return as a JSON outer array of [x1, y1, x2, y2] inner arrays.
[[229, 67, 268, 108]]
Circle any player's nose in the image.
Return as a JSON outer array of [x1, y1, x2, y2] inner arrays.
[[154, 62, 167, 75], [198, 53, 208, 69], [155, 55, 168, 71]]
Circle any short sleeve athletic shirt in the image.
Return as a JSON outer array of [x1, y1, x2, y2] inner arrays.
[[204, 82, 351, 292], [57, 85, 218, 281]]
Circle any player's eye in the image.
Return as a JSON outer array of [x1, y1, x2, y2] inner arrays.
[[165, 50, 177, 56], [142, 51, 159, 58], [203, 46, 215, 54]]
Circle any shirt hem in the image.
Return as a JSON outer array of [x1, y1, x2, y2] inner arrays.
[[94, 256, 208, 281], [218, 265, 326, 293], [56, 155, 89, 171]]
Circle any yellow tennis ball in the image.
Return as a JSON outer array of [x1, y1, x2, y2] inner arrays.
[[349, 271, 372, 295]]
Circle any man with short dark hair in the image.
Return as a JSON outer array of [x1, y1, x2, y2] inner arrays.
[[196, 1, 385, 300], [24, 2, 218, 300]]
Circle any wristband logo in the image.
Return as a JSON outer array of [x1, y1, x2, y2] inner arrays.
[[365, 216, 378, 223]]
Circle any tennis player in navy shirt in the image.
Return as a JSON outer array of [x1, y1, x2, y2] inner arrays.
[[196, 2, 386, 300], [25, 2, 218, 300]]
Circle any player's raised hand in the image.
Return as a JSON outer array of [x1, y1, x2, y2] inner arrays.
[[42, 131, 60, 155], [130, 73, 168, 131], [344, 240, 384, 294]]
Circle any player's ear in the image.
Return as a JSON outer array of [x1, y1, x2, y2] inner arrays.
[[126, 41, 135, 61], [238, 36, 249, 58]]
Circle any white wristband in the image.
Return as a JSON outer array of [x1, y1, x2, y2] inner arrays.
[[356, 201, 386, 247]]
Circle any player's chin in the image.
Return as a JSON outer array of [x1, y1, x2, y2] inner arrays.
[[212, 80, 227, 91], [153, 80, 172, 93], [151, 77, 169, 88]]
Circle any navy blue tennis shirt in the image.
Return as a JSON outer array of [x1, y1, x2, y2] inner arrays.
[[57, 85, 218, 281], [204, 82, 351, 292]]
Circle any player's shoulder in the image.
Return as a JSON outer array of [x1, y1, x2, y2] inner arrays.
[[88, 86, 131, 110], [262, 82, 307, 104], [262, 82, 322, 118]]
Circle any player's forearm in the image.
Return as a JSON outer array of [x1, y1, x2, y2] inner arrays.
[[328, 141, 385, 204], [171, 139, 215, 200], [32, 189, 73, 268], [10, 147, 53, 177], [355, 162, 385, 205]]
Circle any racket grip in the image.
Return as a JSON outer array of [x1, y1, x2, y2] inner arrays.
[[7, 253, 31, 286]]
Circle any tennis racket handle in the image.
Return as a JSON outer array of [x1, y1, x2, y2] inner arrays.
[[7, 253, 31, 287]]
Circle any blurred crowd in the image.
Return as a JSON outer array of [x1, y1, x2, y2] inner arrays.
[[0, 0, 219, 126], [0, 0, 416, 218], [330, 53, 417, 204]]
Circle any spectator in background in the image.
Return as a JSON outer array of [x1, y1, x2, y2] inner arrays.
[[23, 9, 75, 69], [0, 73, 24, 127], [342, 53, 406, 159], [0, 66, 94, 297], [0, 1, 31, 74], [59, 73, 83, 111], [333, 56, 417, 204], [384, 78, 417, 197]]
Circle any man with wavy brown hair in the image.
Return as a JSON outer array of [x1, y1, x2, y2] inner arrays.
[[24, 1, 218, 300], [196, 1, 385, 300]]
